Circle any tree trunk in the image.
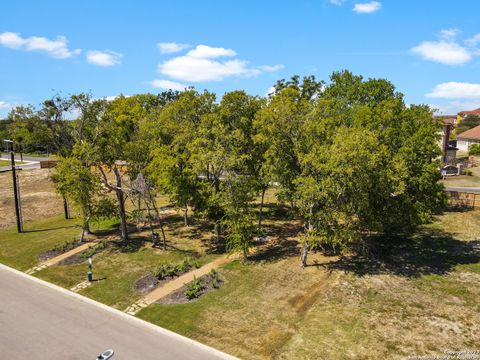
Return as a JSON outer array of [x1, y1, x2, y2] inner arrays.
[[149, 192, 167, 250], [113, 165, 128, 241], [258, 187, 266, 229], [301, 242, 308, 267], [183, 206, 188, 226], [214, 221, 220, 242], [81, 215, 91, 242]]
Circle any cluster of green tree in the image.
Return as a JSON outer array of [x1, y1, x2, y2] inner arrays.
[[457, 114, 480, 135], [29, 70, 445, 264], [1, 98, 78, 155]]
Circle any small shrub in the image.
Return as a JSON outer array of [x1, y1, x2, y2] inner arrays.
[[209, 269, 221, 288], [154, 263, 179, 280], [80, 240, 108, 258], [465, 169, 473, 176], [469, 144, 480, 156], [184, 276, 204, 300], [179, 258, 191, 273], [52, 239, 80, 253], [193, 259, 201, 269]]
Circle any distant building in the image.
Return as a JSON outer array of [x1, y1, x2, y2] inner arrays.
[[437, 116, 457, 126], [456, 124, 480, 151], [457, 108, 480, 123]]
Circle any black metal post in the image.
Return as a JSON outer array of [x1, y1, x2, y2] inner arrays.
[[63, 196, 70, 219], [11, 151, 23, 233]]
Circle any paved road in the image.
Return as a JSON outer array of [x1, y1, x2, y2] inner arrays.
[[444, 186, 480, 194], [0, 155, 47, 172], [0, 264, 235, 360]]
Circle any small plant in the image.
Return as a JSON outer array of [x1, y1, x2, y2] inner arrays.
[[179, 258, 191, 273], [184, 276, 204, 300], [80, 240, 108, 258], [193, 259, 201, 269], [465, 169, 473, 176], [154, 263, 179, 279], [209, 269, 220, 289], [52, 239, 80, 253], [469, 144, 480, 156]]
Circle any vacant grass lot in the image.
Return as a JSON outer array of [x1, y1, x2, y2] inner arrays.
[[139, 209, 480, 360]]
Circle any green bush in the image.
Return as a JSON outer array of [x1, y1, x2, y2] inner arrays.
[[209, 269, 220, 289], [179, 258, 191, 273], [184, 276, 204, 300], [154, 258, 197, 280], [154, 263, 179, 279], [80, 240, 108, 258], [52, 239, 81, 253], [465, 169, 473, 176], [469, 144, 480, 156]]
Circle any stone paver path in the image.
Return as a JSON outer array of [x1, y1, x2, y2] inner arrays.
[[25, 241, 97, 275], [70, 280, 92, 292], [124, 254, 236, 315]]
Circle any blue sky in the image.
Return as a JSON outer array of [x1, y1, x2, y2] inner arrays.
[[1, 0, 480, 117]]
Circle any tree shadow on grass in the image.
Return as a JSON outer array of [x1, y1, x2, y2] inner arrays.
[[321, 227, 480, 278], [23, 225, 79, 233]]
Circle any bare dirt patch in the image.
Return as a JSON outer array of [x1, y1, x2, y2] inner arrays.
[[0, 169, 64, 229], [134, 273, 160, 295]]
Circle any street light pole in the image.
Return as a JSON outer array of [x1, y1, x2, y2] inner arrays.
[[4, 140, 23, 233]]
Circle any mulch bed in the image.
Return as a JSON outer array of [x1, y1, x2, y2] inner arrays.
[[57, 253, 88, 265], [37, 240, 84, 262], [155, 273, 224, 305], [134, 273, 161, 295]]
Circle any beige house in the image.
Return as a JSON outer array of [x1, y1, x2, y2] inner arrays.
[[457, 125, 480, 152]]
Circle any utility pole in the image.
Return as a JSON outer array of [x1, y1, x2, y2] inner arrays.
[[4, 140, 23, 233]]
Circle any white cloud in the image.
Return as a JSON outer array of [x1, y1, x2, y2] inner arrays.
[[157, 44, 279, 82], [426, 82, 480, 99], [353, 1, 381, 13], [86, 50, 122, 67], [259, 64, 284, 72], [266, 86, 276, 97], [411, 40, 471, 65], [0, 101, 11, 109], [0, 31, 80, 59], [330, 0, 345, 5], [465, 33, 480, 47], [430, 101, 480, 115], [151, 79, 186, 91], [157, 42, 190, 54], [440, 28, 460, 40], [186, 45, 236, 59]]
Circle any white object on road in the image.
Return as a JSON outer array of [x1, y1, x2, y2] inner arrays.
[[96, 349, 114, 359]]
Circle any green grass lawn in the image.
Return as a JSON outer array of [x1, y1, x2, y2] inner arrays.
[[0, 159, 26, 167], [138, 210, 480, 359], [36, 241, 218, 309], [0, 216, 84, 270], [2, 187, 479, 359]]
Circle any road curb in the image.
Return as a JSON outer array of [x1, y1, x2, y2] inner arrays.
[[0, 262, 238, 360]]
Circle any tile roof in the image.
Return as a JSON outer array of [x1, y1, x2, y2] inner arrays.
[[458, 108, 480, 115], [457, 124, 480, 140]]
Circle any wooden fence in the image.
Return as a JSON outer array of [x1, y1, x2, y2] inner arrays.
[[445, 190, 480, 208]]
